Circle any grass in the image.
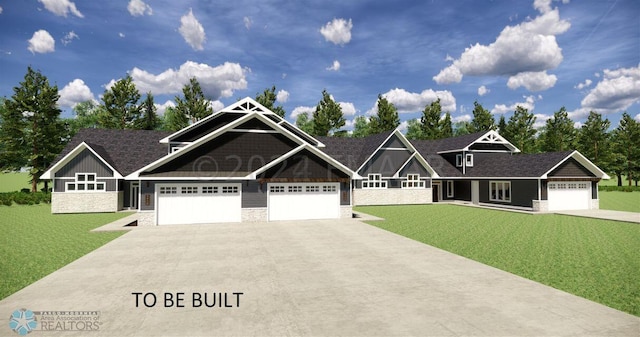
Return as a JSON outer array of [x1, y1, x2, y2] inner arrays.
[[0, 204, 130, 300], [356, 204, 640, 316], [599, 191, 640, 213], [0, 172, 44, 192]]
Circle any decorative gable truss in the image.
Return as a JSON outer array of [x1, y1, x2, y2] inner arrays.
[[438, 130, 520, 154]]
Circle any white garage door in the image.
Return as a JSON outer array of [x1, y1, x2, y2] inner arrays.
[[268, 183, 340, 221], [547, 181, 591, 211], [156, 183, 241, 225]]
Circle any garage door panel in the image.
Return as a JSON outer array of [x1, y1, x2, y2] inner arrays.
[[548, 181, 590, 211], [157, 184, 241, 225], [268, 183, 340, 221]]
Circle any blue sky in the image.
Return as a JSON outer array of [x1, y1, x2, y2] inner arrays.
[[0, 0, 638, 131]]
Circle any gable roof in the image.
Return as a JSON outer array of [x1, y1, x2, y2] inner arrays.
[[411, 130, 519, 154], [43, 128, 170, 178], [317, 131, 393, 171]]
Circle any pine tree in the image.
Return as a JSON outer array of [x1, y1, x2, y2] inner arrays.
[[611, 113, 640, 186], [99, 75, 142, 129], [255, 85, 286, 117], [137, 92, 160, 130], [440, 112, 453, 138], [576, 111, 611, 170], [420, 99, 442, 140], [311, 89, 345, 136], [369, 94, 399, 134], [504, 106, 537, 153], [470, 101, 495, 133], [497, 115, 507, 135], [2, 66, 67, 191], [175, 77, 213, 123], [352, 116, 370, 138], [538, 107, 576, 152]]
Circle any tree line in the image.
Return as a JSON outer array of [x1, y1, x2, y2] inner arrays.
[[1, 67, 638, 191]]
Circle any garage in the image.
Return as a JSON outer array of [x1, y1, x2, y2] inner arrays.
[[156, 183, 241, 225], [268, 183, 340, 221], [547, 181, 591, 211]]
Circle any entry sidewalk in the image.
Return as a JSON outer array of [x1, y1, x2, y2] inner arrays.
[[555, 209, 640, 223]]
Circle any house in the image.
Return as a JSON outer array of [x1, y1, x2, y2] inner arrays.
[[41, 97, 609, 225]]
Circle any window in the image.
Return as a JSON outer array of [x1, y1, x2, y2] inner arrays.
[[66, 173, 105, 192], [490, 181, 511, 202], [287, 185, 303, 193], [322, 185, 337, 193], [402, 174, 425, 188], [447, 181, 454, 197], [202, 186, 218, 194], [181, 186, 198, 194], [465, 154, 473, 167], [363, 174, 387, 189], [159, 186, 177, 194], [455, 154, 463, 167], [222, 186, 239, 194], [269, 185, 285, 193], [306, 185, 320, 193]]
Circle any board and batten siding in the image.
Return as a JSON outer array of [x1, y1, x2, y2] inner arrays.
[[548, 158, 596, 177], [478, 179, 539, 208], [54, 148, 114, 178], [358, 149, 412, 177]]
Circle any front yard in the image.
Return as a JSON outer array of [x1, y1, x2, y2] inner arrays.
[[0, 204, 129, 300], [356, 204, 640, 316]]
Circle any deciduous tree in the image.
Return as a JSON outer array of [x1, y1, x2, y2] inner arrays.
[[352, 116, 370, 138], [162, 106, 189, 132], [99, 75, 141, 129], [295, 112, 314, 134]]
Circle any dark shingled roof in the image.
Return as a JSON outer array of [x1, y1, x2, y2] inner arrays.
[[51, 128, 171, 176], [410, 131, 487, 154], [464, 151, 573, 177], [317, 131, 393, 171]]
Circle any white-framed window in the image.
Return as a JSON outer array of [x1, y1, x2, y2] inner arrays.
[[222, 186, 239, 194], [363, 174, 387, 189], [447, 181, 454, 197], [66, 173, 105, 192], [465, 154, 473, 167], [490, 181, 511, 202], [455, 154, 463, 167], [322, 185, 337, 193], [402, 174, 425, 188]]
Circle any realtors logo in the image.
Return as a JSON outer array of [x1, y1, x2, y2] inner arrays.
[[9, 309, 37, 336]]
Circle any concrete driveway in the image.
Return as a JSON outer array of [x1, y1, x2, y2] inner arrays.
[[1, 219, 638, 336]]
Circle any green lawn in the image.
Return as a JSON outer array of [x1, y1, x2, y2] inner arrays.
[[356, 204, 640, 316], [0, 172, 44, 192], [599, 191, 640, 213], [0, 204, 129, 300]]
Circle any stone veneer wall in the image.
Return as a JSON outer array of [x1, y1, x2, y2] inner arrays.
[[137, 212, 155, 226], [532, 200, 549, 212], [353, 188, 432, 206], [590, 199, 599, 210], [340, 206, 353, 219], [52, 192, 119, 213]]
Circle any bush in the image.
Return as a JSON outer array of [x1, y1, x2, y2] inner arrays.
[[0, 191, 51, 206], [599, 185, 640, 192]]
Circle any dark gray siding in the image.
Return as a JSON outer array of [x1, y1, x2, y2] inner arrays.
[[541, 180, 548, 200], [54, 178, 71, 192], [454, 180, 471, 201], [592, 181, 598, 199], [123, 181, 131, 207], [440, 153, 462, 172], [340, 181, 350, 206], [382, 135, 406, 148], [549, 158, 595, 177], [172, 113, 245, 142], [242, 181, 267, 207], [140, 181, 156, 211], [261, 150, 349, 180], [479, 179, 538, 207], [388, 179, 401, 189], [468, 143, 510, 151], [398, 157, 431, 177], [54, 148, 114, 178], [359, 149, 412, 176]]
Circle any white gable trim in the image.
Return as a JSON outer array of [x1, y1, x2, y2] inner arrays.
[[41, 142, 123, 179], [541, 151, 610, 179], [437, 130, 520, 154]]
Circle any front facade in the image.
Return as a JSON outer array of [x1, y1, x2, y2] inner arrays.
[[42, 98, 609, 225]]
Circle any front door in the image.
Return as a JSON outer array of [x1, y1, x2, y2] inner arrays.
[[130, 182, 139, 209], [471, 180, 479, 205], [432, 183, 440, 202]]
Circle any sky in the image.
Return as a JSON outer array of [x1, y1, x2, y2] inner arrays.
[[0, 0, 639, 132]]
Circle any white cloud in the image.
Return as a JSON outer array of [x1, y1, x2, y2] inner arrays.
[[433, 7, 569, 92], [533, 113, 551, 128], [573, 121, 583, 128], [634, 114, 640, 122], [0, 6, 3, 14], [533, 0, 552, 13], [119, 32, 125, 38], [491, 95, 536, 114], [320, 18, 353, 45], [179, 9, 206, 51], [209, 100, 224, 112], [579, 64, 640, 115], [380, 88, 457, 113], [276, 89, 289, 103], [38, 0, 83, 18], [507, 71, 557, 91], [103, 79, 118, 91], [453, 114, 472, 123], [478, 85, 489, 96], [326, 60, 341, 71], [398, 120, 409, 132], [243, 16, 252, 30], [58, 79, 95, 107], [28, 30, 55, 54], [128, 0, 152, 16], [339, 102, 357, 116], [155, 100, 175, 116], [575, 79, 592, 90], [61, 31, 78, 46], [129, 61, 248, 100], [290, 106, 314, 119]]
